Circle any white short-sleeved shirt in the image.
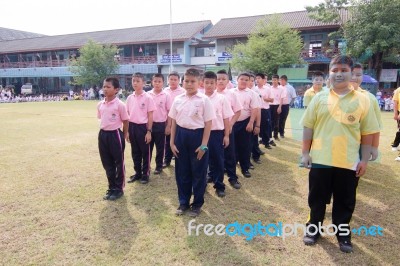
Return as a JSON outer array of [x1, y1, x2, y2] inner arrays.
[[97, 97, 129, 130], [233, 88, 260, 121], [168, 92, 216, 129], [126, 91, 156, 124], [207, 91, 234, 130], [270, 85, 285, 105]]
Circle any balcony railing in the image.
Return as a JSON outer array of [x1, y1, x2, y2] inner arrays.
[[0, 55, 158, 69], [301, 47, 342, 59]]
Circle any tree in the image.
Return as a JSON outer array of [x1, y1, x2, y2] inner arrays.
[[229, 16, 304, 75], [68, 40, 119, 87], [306, 0, 400, 78]]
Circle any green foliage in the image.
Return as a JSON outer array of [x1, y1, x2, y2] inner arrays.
[[68, 40, 119, 87], [229, 16, 304, 75], [345, 0, 400, 65], [306, 0, 349, 23]]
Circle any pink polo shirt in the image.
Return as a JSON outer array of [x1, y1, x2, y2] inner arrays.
[[126, 91, 156, 124], [97, 97, 129, 130], [233, 88, 260, 121], [207, 91, 234, 130], [168, 92, 216, 130], [258, 84, 272, 109], [270, 85, 285, 105], [280, 85, 289, 105], [164, 86, 185, 102], [148, 89, 172, 123], [217, 88, 243, 113]]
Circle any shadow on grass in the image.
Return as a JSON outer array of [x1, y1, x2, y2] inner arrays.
[[99, 197, 137, 258]]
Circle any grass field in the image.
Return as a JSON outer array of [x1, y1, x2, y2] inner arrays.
[[0, 101, 399, 265]]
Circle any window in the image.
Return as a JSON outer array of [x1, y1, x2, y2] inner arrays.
[[134, 44, 157, 56], [165, 48, 178, 55], [309, 34, 323, 57], [195, 47, 215, 57]]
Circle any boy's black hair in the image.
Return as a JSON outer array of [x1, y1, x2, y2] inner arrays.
[[184, 68, 201, 78], [132, 72, 145, 81], [280, 75, 288, 81], [204, 71, 217, 80], [238, 72, 251, 79], [104, 77, 120, 89], [353, 63, 363, 70], [152, 73, 164, 81], [312, 71, 325, 78], [168, 71, 180, 79], [255, 73, 265, 79], [217, 69, 228, 75], [271, 74, 279, 79], [329, 55, 354, 69]]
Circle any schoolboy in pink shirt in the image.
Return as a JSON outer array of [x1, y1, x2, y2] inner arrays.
[[204, 71, 233, 197], [216, 70, 243, 189], [232, 73, 260, 178], [169, 68, 215, 217], [163, 72, 185, 168], [97, 77, 129, 200], [270, 74, 285, 142], [126, 72, 156, 184], [256, 73, 274, 148], [148, 73, 172, 174]]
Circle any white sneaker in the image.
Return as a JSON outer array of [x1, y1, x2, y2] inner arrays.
[[392, 147, 399, 151], [395, 156, 400, 161]]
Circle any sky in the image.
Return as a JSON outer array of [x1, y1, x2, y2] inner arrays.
[[2, 0, 324, 36]]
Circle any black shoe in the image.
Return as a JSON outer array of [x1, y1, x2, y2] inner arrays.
[[103, 189, 114, 200], [162, 161, 171, 168], [216, 189, 226, 197], [265, 144, 272, 149], [188, 206, 201, 217], [206, 175, 213, 183], [339, 239, 353, 253], [153, 168, 162, 175], [109, 190, 124, 201], [259, 140, 263, 144], [280, 135, 285, 139], [253, 158, 262, 164], [175, 204, 190, 215], [269, 140, 276, 146], [303, 234, 319, 245], [249, 163, 255, 170], [140, 175, 149, 184], [128, 174, 141, 183], [242, 170, 251, 178], [229, 179, 242, 189], [274, 137, 280, 141], [256, 149, 265, 155]]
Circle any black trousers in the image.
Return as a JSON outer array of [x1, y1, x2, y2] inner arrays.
[[129, 122, 150, 177], [150, 122, 166, 170], [279, 104, 290, 137], [98, 129, 125, 191], [208, 130, 225, 191], [164, 135, 173, 164], [234, 118, 251, 172], [260, 108, 271, 144], [307, 164, 360, 240], [224, 130, 238, 182], [270, 105, 280, 138]]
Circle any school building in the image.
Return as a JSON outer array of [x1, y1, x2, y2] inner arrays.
[[3, 9, 396, 93]]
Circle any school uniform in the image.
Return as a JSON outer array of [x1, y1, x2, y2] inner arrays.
[[303, 86, 325, 108], [217, 88, 243, 182], [168, 92, 215, 208], [163, 86, 185, 165], [270, 85, 285, 139], [207, 91, 234, 192], [97, 97, 129, 192], [258, 84, 273, 145], [148, 89, 172, 171], [301, 89, 379, 241], [250, 87, 263, 161], [232, 88, 259, 173], [278, 85, 290, 137], [126, 91, 156, 178]]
